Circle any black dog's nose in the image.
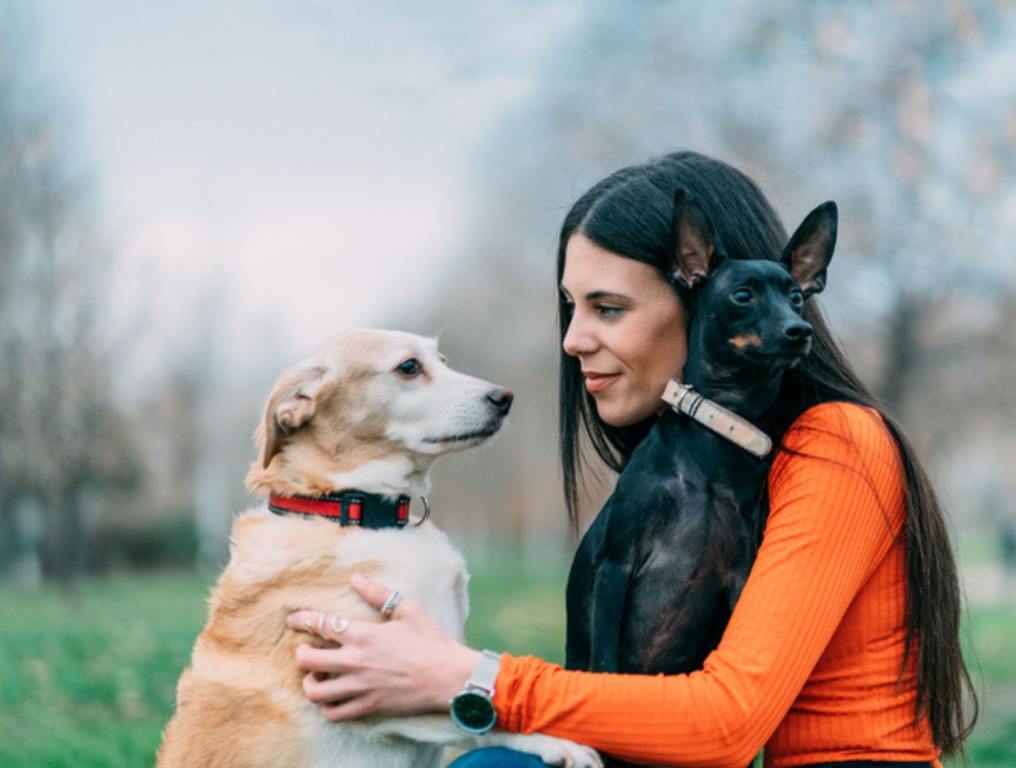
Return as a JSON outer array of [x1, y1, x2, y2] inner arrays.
[[486, 387, 514, 416], [783, 323, 812, 342]]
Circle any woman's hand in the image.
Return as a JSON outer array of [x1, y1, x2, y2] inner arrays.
[[287, 573, 481, 722]]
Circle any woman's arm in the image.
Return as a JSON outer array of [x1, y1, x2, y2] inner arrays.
[[289, 402, 903, 766]]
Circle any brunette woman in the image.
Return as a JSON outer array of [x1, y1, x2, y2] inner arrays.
[[288, 151, 977, 768]]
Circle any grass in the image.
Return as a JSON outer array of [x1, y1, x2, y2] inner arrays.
[[0, 571, 209, 767], [960, 602, 1016, 766], [0, 561, 1013, 766]]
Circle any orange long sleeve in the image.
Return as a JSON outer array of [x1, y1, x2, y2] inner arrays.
[[492, 402, 939, 767]]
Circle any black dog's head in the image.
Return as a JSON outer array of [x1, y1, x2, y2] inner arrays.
[[669, 190, 837, 374]]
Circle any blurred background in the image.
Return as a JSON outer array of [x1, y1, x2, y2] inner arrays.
[[1, 0, 1015, 765]]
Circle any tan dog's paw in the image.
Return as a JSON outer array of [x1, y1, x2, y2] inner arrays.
[[486, 733, 603, 768]]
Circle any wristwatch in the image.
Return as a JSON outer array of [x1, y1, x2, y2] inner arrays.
[[450, 649, 501, 734]]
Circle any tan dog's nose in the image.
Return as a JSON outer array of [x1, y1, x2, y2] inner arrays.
[[486, 388, 514, 416]]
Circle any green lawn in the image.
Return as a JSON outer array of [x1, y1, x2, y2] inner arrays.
[[960, 601, 1016, 765], [0, 562, 1012, 767]]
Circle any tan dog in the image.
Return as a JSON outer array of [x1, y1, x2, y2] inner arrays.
[[156, 329, 601, 768]]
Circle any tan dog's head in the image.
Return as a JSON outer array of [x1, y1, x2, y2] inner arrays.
[[244, 329, 513, 498]]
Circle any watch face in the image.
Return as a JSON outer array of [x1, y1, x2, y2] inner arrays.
[[451, 690, 496, 734]]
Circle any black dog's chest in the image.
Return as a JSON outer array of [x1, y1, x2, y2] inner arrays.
[[565, 410, 769, 681]]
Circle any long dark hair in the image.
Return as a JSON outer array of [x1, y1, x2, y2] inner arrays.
[[557, 151, 977, 757]]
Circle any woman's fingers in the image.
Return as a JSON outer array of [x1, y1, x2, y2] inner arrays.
[[348, 573, 390, 608], [302, 670, 368, 705], [295, 643, 360, 674], [349, 572, 424, 621], [287, 574, 418, 642], [319, 694, 380, 722], [287, 610, 361, 643]]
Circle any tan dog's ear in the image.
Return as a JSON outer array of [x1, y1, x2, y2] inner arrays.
[[260, 365, 337, 468]]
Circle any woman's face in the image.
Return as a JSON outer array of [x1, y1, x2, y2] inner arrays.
[[561, 234, 689, 427]]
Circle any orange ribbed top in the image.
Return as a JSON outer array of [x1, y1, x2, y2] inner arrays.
[[493, 402, 940, 767]]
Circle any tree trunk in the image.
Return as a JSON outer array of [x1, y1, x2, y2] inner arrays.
[[39, 484, 88, 592], [877, 296, 924, 424]]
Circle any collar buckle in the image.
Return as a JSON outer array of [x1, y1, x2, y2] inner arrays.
[[343, 493, 364, 525]]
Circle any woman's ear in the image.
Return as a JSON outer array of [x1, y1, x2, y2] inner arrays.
[[258, 364, 338, 468], [780, 201, 837, 298], [670, 189, 725, 290]]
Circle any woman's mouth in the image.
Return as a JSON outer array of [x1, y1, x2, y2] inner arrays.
[[583, 372, 621, 394]]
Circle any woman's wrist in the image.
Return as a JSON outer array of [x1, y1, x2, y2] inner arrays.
[[433, 642, 482, 710]]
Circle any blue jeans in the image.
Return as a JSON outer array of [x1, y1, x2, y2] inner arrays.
[[447, 746, 551, 767]]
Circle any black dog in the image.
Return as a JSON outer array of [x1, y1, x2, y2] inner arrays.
[[565, 192, 837, 763]]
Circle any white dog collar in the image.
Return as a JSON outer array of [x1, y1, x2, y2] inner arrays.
[[660, 379, 772, 459]]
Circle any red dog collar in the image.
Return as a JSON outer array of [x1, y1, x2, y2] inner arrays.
[[268, 491, 412, 529]]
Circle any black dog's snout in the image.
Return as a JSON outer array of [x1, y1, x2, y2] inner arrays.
[[783, 322, 812, 342], [486, 387, 514, 416]]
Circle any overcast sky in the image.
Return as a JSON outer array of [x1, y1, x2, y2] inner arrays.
[[29, 0, 580, 381]]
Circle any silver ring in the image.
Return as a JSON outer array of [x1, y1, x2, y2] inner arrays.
[[329, 616, 351, 635], [317, 614, 327, 634], [379, 589, 402, 619]]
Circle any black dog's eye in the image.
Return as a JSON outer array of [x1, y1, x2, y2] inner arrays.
[[395, 358, 423, 378], [732, 288, 753, 304], [790, 289, 804, 307]]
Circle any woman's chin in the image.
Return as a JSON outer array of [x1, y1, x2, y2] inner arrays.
[[595, 398, 654, 428]]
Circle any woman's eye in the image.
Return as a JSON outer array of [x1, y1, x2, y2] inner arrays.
[[596, 304, 624, 318], [732, 288, 753, 304], [395, 358, 423, 378]]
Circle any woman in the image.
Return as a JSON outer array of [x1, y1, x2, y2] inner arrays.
[[287, 152, 977, 767]]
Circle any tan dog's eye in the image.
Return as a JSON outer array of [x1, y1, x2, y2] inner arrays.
[[395, 358, 423, 378]]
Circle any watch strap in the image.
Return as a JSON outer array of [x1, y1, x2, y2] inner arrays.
[[467, 649, 501, 696]]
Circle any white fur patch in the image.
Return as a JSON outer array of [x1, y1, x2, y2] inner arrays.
[[327, 456, 427, 497]]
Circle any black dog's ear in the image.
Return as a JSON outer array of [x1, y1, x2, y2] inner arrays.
[[670, 190, 725, 290], [781, 201, 837, 298]]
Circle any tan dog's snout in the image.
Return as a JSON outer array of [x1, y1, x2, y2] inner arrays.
[[485, 387, 514, 417], [463, 385, 513, 441]]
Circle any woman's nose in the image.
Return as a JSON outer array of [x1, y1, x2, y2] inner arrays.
[[562, 314, 597, 357]]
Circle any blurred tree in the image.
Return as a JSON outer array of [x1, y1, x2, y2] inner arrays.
[[0, 7, 134, 587]]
